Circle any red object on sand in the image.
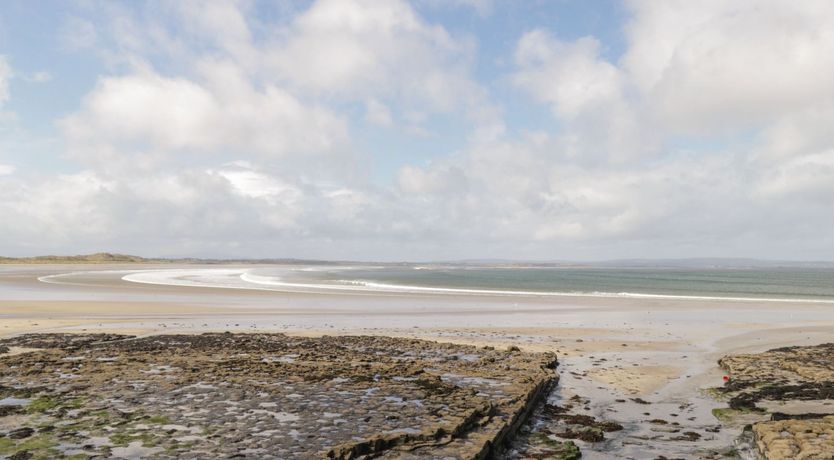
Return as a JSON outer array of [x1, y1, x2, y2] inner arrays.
[[723, 375, 730, 382]]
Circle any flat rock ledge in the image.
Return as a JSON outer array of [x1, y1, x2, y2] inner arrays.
[[752, 415, 834, 460], [0, 333, 557, 459], [716, 343, 834, 459]]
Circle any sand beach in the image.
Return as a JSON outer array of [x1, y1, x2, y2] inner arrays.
[[2, 264, 834, 458]]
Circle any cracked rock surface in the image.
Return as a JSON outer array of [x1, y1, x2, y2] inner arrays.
[[716, 343, 834, 459], [0, 333, 557, 459], [752, 415, 834, 460]]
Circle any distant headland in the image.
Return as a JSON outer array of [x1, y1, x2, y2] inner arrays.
[[0, 252, 338, 265]]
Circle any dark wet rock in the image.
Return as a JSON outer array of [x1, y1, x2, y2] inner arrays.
[[541, 403, 570, 416], [771, 412, 834, 421], [7, 428, 35, 440], [0, 405, 23, 417], [717, 342, 834, 407], [669, 431, 701, 441], [511, 400, 623, 455], [511, 432, 581, 459], [0, 333, 133, 350], [557, 414, 623, 432], [8, 451, 33, 460], [631, 397, 651, 405], [0, 385, 40, 399], [555, 427, 605, 442]]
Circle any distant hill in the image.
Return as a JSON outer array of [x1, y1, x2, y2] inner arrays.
[[590, 258, 834, 269], [2, 253, 833, 268], [0, 252, 150, 264], [0, 253, 346, 265]]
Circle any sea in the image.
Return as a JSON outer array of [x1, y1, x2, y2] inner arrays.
[[116, 264, 834, 303]]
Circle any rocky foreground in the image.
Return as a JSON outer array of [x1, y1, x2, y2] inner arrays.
[[716, 343, 834, 459], [0, 333, 561, 459]]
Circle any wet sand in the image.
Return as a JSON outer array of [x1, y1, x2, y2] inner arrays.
[[3, 264, 834, 458]]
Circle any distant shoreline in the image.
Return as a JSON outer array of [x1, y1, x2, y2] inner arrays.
[[4, 252, 834, 269], [0, 252, 348, 266]]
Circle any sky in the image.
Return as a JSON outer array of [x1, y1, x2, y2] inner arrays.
[[1, 0, 834, 261]]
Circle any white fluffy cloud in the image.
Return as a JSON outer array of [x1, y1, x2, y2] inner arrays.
[[61, 64, 348, 168], [512, 30, 652, 162], [269, 0, 483, 114], [3, 1, 834, 260], [514, 32, 622, 119], [390, 0, 834, 259], [623, 0, 834, 135], [0, 56, 11, 106]]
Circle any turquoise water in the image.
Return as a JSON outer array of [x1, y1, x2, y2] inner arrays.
[[285, 266, 834, 301]]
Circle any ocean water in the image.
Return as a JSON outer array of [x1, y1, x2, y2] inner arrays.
[[241, 265, 834, 302], [108, 265, 834, 303]]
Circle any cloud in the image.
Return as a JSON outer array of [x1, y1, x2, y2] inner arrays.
[[269, 0, 483, 113], [0, 162, 398, 257], [382, 0, 834, 259], [512, 30, 652, 162], [22, 72, 52, 83], [61, 63, 348, 168], [174, 0, 258, 67], [364, 99, 393, 126], [622, 0, 834, 134], [60, 16, 99, 51], [4, 1, 834, 260], [449, 0, 493, 16], [420, 0, 493, 17], [0, 56, 11, 106], [513, 31, 622, 119], [398, 164, 468, 195]]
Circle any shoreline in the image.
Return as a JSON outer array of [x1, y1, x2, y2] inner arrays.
[[32, 263, 834, 305], [3, 264, 834, 457]]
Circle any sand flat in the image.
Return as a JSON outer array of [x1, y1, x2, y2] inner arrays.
[[585, 365, 682, 395]]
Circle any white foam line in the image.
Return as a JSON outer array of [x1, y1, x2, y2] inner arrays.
[[122, 269, 250, 290], [35, 267, 832, 305], [121, 270, 394, 297], [242, 273, 834, 303], [242, 273, 577, 297], [239, 273, 413, 295], [38, 269, 148, 285]]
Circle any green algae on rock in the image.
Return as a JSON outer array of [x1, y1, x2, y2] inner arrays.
[[0, 333, 558, 459]]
